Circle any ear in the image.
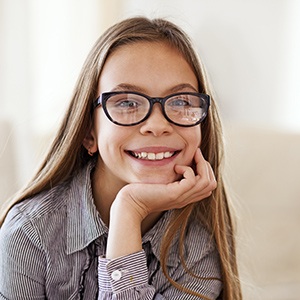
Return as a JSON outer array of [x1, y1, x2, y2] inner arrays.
[[83, 127, 98, 156]]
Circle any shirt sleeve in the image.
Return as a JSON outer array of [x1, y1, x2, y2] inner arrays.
[[98, 250, 157, 300], [97, 224, 222, 300], [0, 208, 46, 300], [97, 245, 222, 300]]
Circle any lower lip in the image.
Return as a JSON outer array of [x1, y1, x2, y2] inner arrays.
[[126, 152, 179, 166]]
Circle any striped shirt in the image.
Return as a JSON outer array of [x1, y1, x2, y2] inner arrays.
[[0, 162, 222, 299]]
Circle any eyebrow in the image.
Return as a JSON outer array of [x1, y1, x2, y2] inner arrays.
[[169, 83, 198, 93], [110, 84, 144, 93], [110, 83, 198, 93]]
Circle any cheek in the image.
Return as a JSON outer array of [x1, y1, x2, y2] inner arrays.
[[94, 113, 131, 157], [94, 110, 117, 143], [190, 127, 202, 154], [94, 111, 113, 155], [196, 129, 202, 147], [187, 127, 202, 148], [180, 127, 201, 165]]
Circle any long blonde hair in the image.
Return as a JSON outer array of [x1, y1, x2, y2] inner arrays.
[[0, 17, 242, 299]]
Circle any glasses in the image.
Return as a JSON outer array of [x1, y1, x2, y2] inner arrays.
[[93, 91, 210, 127]]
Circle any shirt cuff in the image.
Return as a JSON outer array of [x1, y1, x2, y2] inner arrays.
[[98, 250, 149, 293]]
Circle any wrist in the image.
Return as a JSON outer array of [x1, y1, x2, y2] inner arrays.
[[112, 187, 149, 221], [110, 197, 144, 224]]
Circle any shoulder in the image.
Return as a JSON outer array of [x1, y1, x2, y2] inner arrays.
[[183, 217, 219, 266], [0, 182, 70, 242], [186, 218, 215, 249], [4, 158, 96, 224], [165, 212, 219, 267], [0, 172, 79, 245], [7, 182, 70, 225], [0, 162, 95, 251]]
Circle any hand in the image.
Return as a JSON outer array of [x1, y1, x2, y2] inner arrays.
[[106, 148, 216, 259], [112, 148, 217, 221]]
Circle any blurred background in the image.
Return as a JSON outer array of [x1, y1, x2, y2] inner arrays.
[[0, 0, 299, 299]]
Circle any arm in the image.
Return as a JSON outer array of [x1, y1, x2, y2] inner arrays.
[[0, 209, 46, 299], [106, 148, 216, 259], [98, 149, 218, 299]]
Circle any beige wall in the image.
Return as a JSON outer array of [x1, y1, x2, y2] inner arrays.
[[225, 124, 300, 299]]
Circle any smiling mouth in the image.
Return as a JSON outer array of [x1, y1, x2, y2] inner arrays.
[[127, 151, 178, 161]]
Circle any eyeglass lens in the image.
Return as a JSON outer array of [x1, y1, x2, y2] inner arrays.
[[105, 93, 207, 126]]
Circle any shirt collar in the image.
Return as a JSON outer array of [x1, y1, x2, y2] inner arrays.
[[66, 160, 108, 254]]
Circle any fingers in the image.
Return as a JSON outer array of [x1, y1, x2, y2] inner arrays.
[[172, 148, 217, 207], [194, 148, 214, 180], [197, 148, 217, 193], [174, 164, 196, 184]]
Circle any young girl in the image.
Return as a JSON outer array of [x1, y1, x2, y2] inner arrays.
[[0, 17, 242, 299]]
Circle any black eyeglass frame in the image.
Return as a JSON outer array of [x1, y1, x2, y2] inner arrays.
[[93, 91, 210, 127]]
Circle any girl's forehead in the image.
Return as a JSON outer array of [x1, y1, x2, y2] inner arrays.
[[106, 40, 188, 64], [98, 41, 198, 95]]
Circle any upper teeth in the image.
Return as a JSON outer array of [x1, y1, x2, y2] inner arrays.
[[133, 151, 174, 160]]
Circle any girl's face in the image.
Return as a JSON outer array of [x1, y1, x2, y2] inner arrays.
[[90, 41, 201, 186]]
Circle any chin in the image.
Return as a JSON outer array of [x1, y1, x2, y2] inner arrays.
[[138, 173, 181, 184]]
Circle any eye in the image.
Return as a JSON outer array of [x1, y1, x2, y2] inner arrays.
[[110, 95, 145, 110], [168, 97, 192, 107], [116, 99, 140, 108]]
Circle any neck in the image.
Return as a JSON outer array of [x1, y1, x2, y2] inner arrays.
[[91, 162, 120, 226]]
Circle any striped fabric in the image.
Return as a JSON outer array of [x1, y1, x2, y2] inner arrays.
[[0, 162, 222, 299]]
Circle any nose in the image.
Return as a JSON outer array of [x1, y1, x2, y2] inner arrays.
[[139, 104, 173, 136]]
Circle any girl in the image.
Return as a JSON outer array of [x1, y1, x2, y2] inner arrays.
[[0, 17, 242, 299]]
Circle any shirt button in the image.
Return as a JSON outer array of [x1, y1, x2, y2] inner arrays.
[[111, 269, 122, 281]]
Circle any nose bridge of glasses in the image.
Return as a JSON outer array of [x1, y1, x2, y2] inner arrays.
[[142, 97, 173, 132], [148, 96, 164, 105], [147, 97, 166, 116], [147, 97, 166, 114]]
